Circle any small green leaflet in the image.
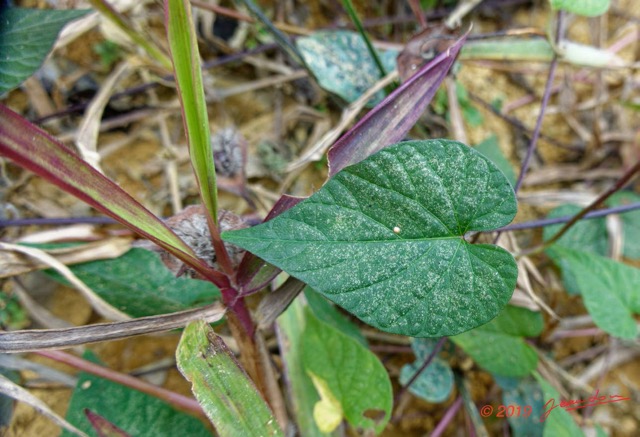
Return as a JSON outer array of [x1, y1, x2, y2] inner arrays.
[[451, 305, 543, 377], [494, 376, 544, 437], [474, 135, 516, 187], [296, 31, 397, 105], [543, 205, 608, 255], [277, 298, 329, 437], [550, 0, 610, 17], [547, 247, 640, 339], [543, 204, 608, 295], [533, 372, 584, 437], [0, 7, 91, 94], [304, 287, 366, 347], [399, 338, 453, 403], [606, 191, 640, 259], [223, 140, 518, 337]]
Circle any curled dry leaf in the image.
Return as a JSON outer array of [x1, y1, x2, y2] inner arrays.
[[396, 24, 457, 82], [137, 205, 247, 278]]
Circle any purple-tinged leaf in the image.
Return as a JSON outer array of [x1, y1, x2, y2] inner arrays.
[[0, 105, 227, 286], [84, 409, 131, 437], [327, 32, 468, 177]]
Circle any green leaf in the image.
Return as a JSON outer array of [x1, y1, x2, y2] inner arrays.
[[45, 248, 220, 318], [166, 0, 218, 225], [0, 7, 91, 94], [543, 205, 608, 254], [176, 321, 283, 437], [296, 31, 397, 105], [63, 352, 210, 437], [304, 287, 366, 347], [399, 338, 453, 403], [301, 307, 392, 434], [223, 140, 518, 337], [544, 204, 608, 295], [546, 247, 640, 339], [277, 298, 331, 437], [451, 305, 542, 377], [474, 135, 516, 187], [455, 82, 483, 127], [550, 0, 610, 17], [494, 376, 545, 437], [533, 373, 584, 437], [606, 191, 640, 259]]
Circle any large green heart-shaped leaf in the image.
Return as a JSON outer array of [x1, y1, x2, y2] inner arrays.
[[223, 140, 518, 337]]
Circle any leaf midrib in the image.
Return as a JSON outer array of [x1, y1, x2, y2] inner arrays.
[[225, 234, 463, 244]]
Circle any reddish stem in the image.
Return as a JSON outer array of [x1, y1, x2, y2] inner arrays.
[[35, 350, 205, 417], [432, 396, 463, 437]]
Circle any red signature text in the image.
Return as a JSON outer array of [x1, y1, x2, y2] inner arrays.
[[540, 390, 630, 422]]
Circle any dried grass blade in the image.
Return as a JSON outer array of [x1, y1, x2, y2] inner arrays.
[[0, 303, 225, 353], [0, 374, 89, 437]]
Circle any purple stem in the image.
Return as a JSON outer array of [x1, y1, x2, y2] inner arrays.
[[514, 12, 565, 194], [493, 11, 564, 245], [6, 201, 639, 231], [432, 395, 464, 437]]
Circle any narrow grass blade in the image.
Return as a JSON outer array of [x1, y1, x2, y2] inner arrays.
[[235, 0, 305, 66], [165, 0, 219, 225], [0, 106, 225, 284], [327, 32, 468, 176]]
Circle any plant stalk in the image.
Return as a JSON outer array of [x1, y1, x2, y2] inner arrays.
[[532, 159, 640, 255], [494, 11, 564, 245], [36, 350, 206, 417], [341, 0, 388, 81]]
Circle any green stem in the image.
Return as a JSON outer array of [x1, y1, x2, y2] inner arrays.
[[341, 0, 389, 83]]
